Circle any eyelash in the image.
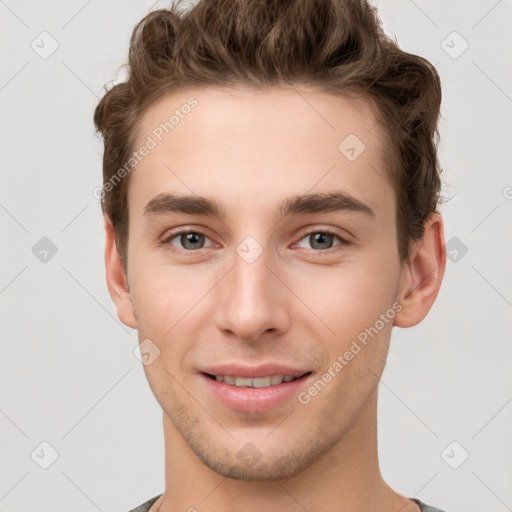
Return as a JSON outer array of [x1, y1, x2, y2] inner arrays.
[[162, 228, 350, 255]]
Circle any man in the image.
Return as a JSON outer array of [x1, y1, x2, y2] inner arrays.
[[94, 1, 448, 510]]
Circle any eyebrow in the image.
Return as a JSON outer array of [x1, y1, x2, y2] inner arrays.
[[143, 191, 375, 220]]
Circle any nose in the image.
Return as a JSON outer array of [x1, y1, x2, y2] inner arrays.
[[214, 243, 290, 343]]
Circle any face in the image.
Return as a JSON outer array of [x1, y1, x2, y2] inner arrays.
[[117, 86, 409, 480]]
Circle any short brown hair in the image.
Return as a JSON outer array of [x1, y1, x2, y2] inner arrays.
[[94, 0, 443, 271]]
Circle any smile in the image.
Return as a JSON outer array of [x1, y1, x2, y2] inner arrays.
[[205, 373, 304, 388], [201, 371, 313, 412]]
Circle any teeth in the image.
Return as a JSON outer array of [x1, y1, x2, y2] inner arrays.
[[235, 377, 252, 387], [252, 377, 271, 388], [270, 375, 283, 385], [213, 374, 298, 388]]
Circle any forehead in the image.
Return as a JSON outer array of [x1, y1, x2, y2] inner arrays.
[[136, 85, 383, 156], [129, 85, 392, 219]]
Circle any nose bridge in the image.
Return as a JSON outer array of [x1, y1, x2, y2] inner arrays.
[[215, 234, 289, 341]]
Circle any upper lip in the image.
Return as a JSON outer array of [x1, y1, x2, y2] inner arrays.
[[201, 363, 311, 379]]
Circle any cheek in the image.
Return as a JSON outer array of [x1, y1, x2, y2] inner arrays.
[[294, 258, 399, 341], [289, 257, 399, 400], [128, 258, 215, 349], [131, 249, 195, 299]]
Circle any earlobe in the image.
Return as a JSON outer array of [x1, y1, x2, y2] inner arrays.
[[104, 218, 137, 329], [393, 213, 446, 328]]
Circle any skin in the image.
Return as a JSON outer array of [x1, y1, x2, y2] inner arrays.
[[104, 85, 446, 512]]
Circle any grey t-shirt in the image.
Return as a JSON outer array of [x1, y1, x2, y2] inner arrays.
[[126, 494, 448, 511]]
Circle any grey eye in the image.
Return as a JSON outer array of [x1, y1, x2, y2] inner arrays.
[[297, 231, 343, 251], [167, 231, 212, 251]]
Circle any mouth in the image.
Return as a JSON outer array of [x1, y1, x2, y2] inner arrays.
[[203, 372, 312, 388], [200, 371, 313, 412]]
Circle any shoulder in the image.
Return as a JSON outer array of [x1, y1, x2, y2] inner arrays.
[[125, 494, 163, 512], [126, 495, 449, 512], [414, 498, 450, 512]]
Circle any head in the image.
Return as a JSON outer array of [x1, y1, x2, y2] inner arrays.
[[95, 0, 446, 480]]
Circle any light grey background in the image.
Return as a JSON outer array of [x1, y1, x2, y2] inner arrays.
[[1, 1, 511, 511]]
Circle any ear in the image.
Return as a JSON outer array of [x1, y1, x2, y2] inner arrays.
[[104, 218, 137, 329], [393, 213, 446, 328]]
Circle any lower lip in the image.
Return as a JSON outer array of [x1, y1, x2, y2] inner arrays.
[[201, 373, 312, 412]]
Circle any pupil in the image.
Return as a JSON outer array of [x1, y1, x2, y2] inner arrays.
[[182, 232, 203, 249], [312, 233, 332, 250]]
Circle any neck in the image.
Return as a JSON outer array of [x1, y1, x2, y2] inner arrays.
[[155, 390, 416, 512]]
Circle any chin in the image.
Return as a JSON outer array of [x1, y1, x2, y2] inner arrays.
[[190, 431, 337, 482], [200, 452, 313, 481]]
